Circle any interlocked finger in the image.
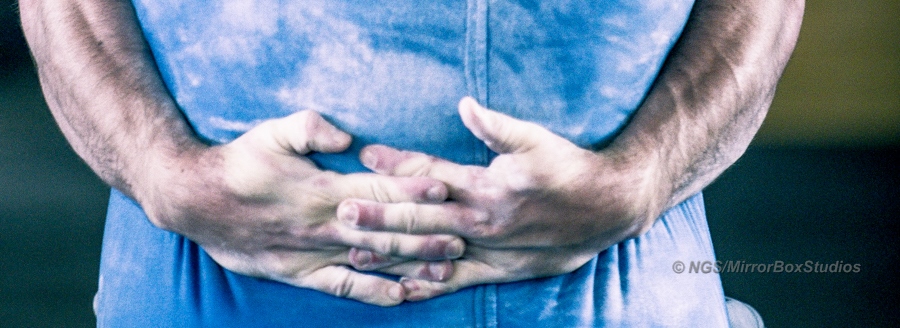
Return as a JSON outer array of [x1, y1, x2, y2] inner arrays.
[[290, 265, 405, 306], [332, 173, 449, 204], [338, 199, 480, 238], [336, 224, 465, 262], [374, 259, 455, 282], [360, 145, 478, 192], [400, 259, 509, 302]]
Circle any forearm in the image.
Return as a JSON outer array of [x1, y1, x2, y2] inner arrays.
[[610, 0, 804, 219], [20, 0, 205, 217]]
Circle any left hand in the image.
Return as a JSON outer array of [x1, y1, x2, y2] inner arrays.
[[338, 97, 671, 301]]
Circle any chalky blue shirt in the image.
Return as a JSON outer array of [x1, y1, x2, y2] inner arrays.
[[95, 1, 728, 327]]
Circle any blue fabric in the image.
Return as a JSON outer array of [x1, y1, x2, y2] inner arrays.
[[95, 1, 729, 326]]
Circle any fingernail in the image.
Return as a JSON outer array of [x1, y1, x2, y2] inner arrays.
[[427, 262, 451, 281], [445, 239, 464, 259], [389, 284, 404, 302], [330, 130, 351, 149], [399, 278, 427, 302], [350, 248, 373, 267], [399, 277, 419, 292], [360, 148, 378, 169], [337, 202, 359, 226], [426, 185, 446, 202]]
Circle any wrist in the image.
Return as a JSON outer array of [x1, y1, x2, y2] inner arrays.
[[133, 139, 219, 231], [600, 136, 674, 239]]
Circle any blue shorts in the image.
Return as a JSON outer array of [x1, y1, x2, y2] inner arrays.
[[95, 1, 729, 326]]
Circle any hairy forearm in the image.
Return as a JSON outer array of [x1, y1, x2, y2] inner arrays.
[[610, 0, 804, 215], [20, 0, 203, 205]]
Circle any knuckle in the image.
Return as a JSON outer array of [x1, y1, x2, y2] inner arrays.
[[423, 156, 442, 174], [399, 203, 420, 234], [250, 119, 278, 135], [312, 171, 344, 202], [367, 235, 393, 256], [330, 271, 355, 299], [382, 235, 403, 256], [368, 180, 394, 203], [267, 259, 294, 278], [292, 109, 315, 126], [461, 169, 480, 188], [254, 251, 296, 278], [462, 210, 502, 239], [290, 111, 321, 143], [402, 154, 439, 177], [303, 223, 340, 244], [468, 225, 500, 239], [490, 157, 537, 192]]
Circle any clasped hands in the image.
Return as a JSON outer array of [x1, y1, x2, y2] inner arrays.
[[149, 97, 667, 306]]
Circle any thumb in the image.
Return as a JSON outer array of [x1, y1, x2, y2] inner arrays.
[[457, 97, 551, 155], [255, 110, 352, 155]]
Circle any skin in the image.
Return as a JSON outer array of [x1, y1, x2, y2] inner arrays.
[[341, 0, 805, 301], [19, 0, 462, 307], [20, 0, 804, 307]]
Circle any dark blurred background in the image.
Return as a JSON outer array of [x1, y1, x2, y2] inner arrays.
[[1, 0, 897, 327]]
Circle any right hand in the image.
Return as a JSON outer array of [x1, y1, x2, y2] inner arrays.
[[137, 110, 464, 306]]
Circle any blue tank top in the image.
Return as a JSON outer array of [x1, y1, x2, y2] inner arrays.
[[93, 1, 729, 326]]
